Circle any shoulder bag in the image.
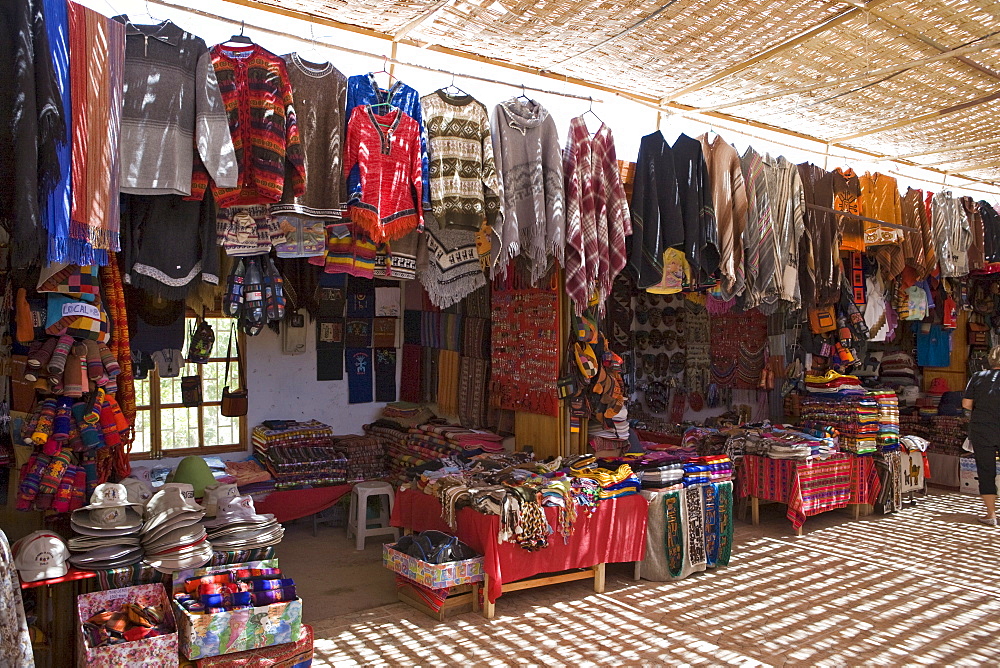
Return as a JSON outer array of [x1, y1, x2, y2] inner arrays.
[[221, 325, 248, 417]]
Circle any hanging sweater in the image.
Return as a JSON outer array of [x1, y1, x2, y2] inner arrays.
[[117, 19, 236, 196], [962, 196, 986, 272], [699, 134, 747, 299], [739, 146, 778, 309], [192, 43, 305, 208], [420, 90, 500, 231], [762, 155, 804, 307], [269, 54, 347, 220], [979, 200, 1000, 264], [627, 131, 679, 289], [563, 117, 630, 313], [345, 74, 429, 209], [343, 106, 423, 242], [859, 172, 903, 246], [798, 162, 838, 307], [490, 98, 565, 284], [931, 190, 970, 278], [832, 167, 863, 252], [673, 133, 718, 287], [900, 188, 931, 279]]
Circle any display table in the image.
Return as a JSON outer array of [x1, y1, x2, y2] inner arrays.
[[635, 482, 734, 582], [390, 489, 647, 616], [848, 453, 881, 509], [255, 484, 352, 523], [738, 453, 854, 533]]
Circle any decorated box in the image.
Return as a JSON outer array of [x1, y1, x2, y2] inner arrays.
[[76, 583, 178, 668], [171, 559, 302, 660], [383, 543, 484, 588]]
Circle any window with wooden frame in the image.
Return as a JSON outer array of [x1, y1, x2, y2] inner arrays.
[[130, 315, 247, 459]]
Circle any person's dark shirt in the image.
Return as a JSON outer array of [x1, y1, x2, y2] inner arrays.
[[964, 369, 1000, 427]]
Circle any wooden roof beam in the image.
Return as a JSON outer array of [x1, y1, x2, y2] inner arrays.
[[830, 90, 1000, 143], [659, 0, 894, 104], [393, 0, 455, 41]]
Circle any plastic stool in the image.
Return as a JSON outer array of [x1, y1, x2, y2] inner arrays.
[[346, 481, 399, 550]]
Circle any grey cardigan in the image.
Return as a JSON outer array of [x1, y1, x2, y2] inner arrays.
[[490, 98, 565, 284], [117, 19, 236, 195]]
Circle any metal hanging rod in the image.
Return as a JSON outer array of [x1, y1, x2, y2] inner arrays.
[[145, 0, 600, 102]]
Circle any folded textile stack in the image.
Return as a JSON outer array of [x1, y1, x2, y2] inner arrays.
[[568, 460, 641, 500], [915, 395, 942, 419], [336, 435, 387, 481], [763, 429, 837, 460], [141, 483, 212, 574], [204, 496, 284, 551], [632, 461, 685, 489], [900, 435, 930, 452], [691, 455, 733, 482], [419, 424, 505, 455], [871, 390, 900, 450], [224, 458, 275, 496], [682, 464, 711, 486], [804, 370, 865, 397], [68, 483, 145, 570], [365, 421, 416, 485], [252, 419, 347, 489], [800, 396, 877, 454], [879, 351, 920, 388], [927, 415, 968, 456], [380, 402, 436, 429]]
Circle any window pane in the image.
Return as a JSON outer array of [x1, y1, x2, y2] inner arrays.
[[203, 407, 240, 448], [208, 317, 236, 359], [135, 377, 151, 408], [160, 375, 182, 405], [160, 407, 200, 450], [131, 409, 152, 454], [202, 361, 227, 401]]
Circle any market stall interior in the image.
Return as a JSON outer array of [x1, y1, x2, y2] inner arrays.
[[2, 0, 1000, 664]]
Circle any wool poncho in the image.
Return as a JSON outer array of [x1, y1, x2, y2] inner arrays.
[[344, 106, 423, 243], [270, 54, 347, 221], [931, 190, 970, 278], [627, 131, 679, 290], [739, 146, 778, 310], [193, 43, 305, 208], [761, 155, 805, 307], [699, 134, 747, 300], [490, 98, 565, 284], [564, 117, 630, 314], [117, 19, 236, 196], [672, 133, 718, 287]]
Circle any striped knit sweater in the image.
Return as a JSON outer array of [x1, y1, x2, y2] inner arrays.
[[190, 43, 305, 207]]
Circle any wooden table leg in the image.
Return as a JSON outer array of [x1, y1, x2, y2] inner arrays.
[[593, 563, 606, 594], [481, 574, 495, 619], [852, 503, 860, 520], [471, 583, 481, 613], [633, 560, 642, 581], [751, 496, 759, 525], [796, 525, 803, 536]]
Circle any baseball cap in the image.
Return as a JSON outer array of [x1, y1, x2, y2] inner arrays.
[[12, 531, 69, 583]]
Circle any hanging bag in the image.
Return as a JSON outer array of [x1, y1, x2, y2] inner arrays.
[[220, 326, 248, 417]]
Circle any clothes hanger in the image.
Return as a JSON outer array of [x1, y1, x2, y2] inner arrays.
[[441, 73, 470, 98], [298, 25, 329, 65], [370, 56, 397, 90], [222, 21, 254, 46], [581, 96, 604, 133], [515, 84, 531, 104]]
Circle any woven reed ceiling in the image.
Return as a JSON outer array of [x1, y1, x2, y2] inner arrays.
[[231, 0, 1000, 184]]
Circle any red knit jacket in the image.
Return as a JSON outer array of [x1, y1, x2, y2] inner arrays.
[[343, 106, 423, 243], [189, 44, 305, 207]]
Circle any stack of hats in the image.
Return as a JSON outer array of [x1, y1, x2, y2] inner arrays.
[[918, 378, 949, 418], [203, 495, 284, 550], [12, 531, 69, 583], [141, 483, 212, 574], [68, 483, 144, 569]]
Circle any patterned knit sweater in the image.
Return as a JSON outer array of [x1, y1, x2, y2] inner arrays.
[[420, 90, 500, 230], [191, 43, 305, 207], [344, 106, 423, 242]]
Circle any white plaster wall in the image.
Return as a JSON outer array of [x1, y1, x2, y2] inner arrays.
[[244, 323, 391, 436]]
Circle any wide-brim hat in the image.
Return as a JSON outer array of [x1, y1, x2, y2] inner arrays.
[[202, 482, 241, 518], [120, 477, 154, 509], [71, 505, 143, 532], [202, 495, 275, 528], [144, 533, 210, 558], [80, 483, 143, 511], [210, 529, 284, 549], [142, 522, 205, 549], [144, 527, 208, 555], [207, 524, 282, 543], [153, 483, 205, 511], [68, 535, 141, 552], [144, 543, 213, 574], [206, 520, 280, 538], [141, 511, 204, 542], [66, 545, 142, 565]]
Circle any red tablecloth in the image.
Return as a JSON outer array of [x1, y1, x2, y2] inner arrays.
[[737, 453, 853, 529], [848, 453, 881, 506], [390, 489, 647, 603], [256, 484, 352, 523]]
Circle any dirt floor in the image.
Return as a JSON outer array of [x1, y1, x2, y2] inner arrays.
[[276, 489, 1000, 666]]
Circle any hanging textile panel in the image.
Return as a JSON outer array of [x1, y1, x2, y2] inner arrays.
[[709, 309, 768, 389], [490, 286, 560, 417]]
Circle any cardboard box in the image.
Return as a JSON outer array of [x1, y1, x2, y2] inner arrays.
[[76, 583, 178, 668], [959, 456, 1000, 495], [383, 543, 484, 589], [171, 559, 302, 660]]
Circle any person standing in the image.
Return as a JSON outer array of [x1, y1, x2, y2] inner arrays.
[[962, 345, 1000, 525]]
